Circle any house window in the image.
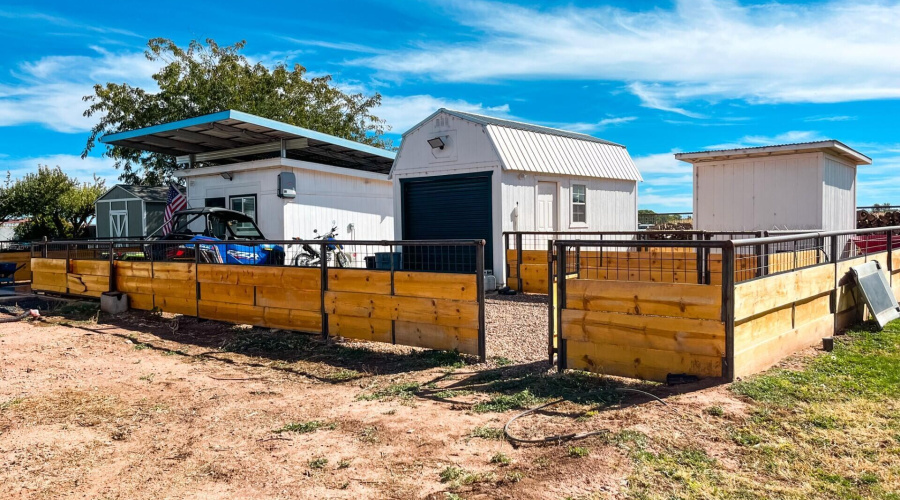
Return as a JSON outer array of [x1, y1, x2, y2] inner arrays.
[[572, 184, 586, 224], [229, 194, 257, 237]]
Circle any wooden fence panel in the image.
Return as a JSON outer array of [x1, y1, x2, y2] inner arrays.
[[1, 251, 32, 282], [566, 280, 722, 320]]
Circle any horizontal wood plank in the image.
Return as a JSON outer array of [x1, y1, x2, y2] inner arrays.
[[733, 264, 835, 321], [324, 291, 479, 329], [155, 296, 197, 316], [32, 271, 67, 289], [565, 339, 722, 382], [114, 261, 152, 278], [734, 314, 834, 378], [262, 307, 322, 333], [329, 315, 392, 343], [152, 262, 195, 281], [31, 258, 66, 273], [561, 309, 725, 357], [328, 269, 391, 294], [256, 286, 320, 311], [66, 274, 110, 294], [794, 293, 832, 327], [566, 280, 723, 320], [70, 260, 110, 277], [199, 282, 255, 306], [198, 300, 264, 325], [733, 304, 793, 355], [126, 292, 154, 311], [115, 276, 154, 295], [394, 321, 479, 355], [393, 271, 477, 301], [151, 278, 197, 299]]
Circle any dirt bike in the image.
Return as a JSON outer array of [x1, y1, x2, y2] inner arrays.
[[290, 224, 351, 267]]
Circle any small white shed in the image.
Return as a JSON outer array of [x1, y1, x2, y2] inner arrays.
[[391, 109, 642, 280], [676, 141, 871, 232], [101, 110, 395, 241]]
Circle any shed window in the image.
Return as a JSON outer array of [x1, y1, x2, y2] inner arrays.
[[229, 194, 257, 237], [572, 184, 586, 223]]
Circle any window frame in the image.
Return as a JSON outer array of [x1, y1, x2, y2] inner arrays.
[[228, 194, 258, 222], [571, 184, 587, 226]]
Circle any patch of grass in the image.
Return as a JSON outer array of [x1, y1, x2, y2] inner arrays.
[[470, 426, 505, 440], [505, 471, 525, 483], [359, 426, 379, 443], [357, 382, 420, 402], [471, 389, 541, 413], [433, 389, 475, 399], [704, 405, 725, 417], [567, 446, 590, 458], [222, 332, 312, 353], [413, 349, 467, 369], [337, 459, 351, 469], [494, 357, 513, 367], [133, 343, 150, 350], [731, 428, 762, 447], [490, 452, 511, 465], [576, 410, 598, 422], [439, 465, 466, 483], [274, 420, 334, 434], [138, 373, 155, 383], [0, 397, 23, 410], [445, 493, 464, 500], [326, 369, 361, 381], [308, 457, 328, 469], [53, 301, 101, 321]]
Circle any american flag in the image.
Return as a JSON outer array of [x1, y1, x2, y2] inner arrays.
[[162, 184, 188, 235]]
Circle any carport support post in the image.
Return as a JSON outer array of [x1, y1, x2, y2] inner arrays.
[[556, 242, 567, 372], [722, 243, 735, 382], [321, 241, 329, 340], [515, 233, 523, 292], [476, 240, 486, 363]]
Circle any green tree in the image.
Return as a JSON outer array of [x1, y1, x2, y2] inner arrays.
[[83, 38, 390, 185], [5, 166, 106, 239]]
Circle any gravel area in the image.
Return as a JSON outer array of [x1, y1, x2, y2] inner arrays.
[[485, 292, 549, 363]]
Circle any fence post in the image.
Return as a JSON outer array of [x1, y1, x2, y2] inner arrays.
[[194, 240, 201, 318], [556, 241, 568, 372], [41, 236, 47, 259], [721, 243, 735, 381], [390, 243, 396, 345], [754, 231, 763, 278], [321, 242, 329, 340], [108, 242, 115, 293], [830, 235, 839, 333], [695, 233, 704, 284], [888, 232, 894, 286], [475, 240, 486, 363], [547, 239, 555, 364], [515, 233, 523, 292]]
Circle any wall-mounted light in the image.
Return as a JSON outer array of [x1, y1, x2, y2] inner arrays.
[[427, 137, 445, 150], [220, 172, 233, 181]]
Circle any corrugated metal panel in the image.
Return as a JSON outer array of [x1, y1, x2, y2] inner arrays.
[[485, 124, 642, 181], [822, 154, 856, 231]]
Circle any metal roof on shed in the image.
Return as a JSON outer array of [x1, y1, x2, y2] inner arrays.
[[675, 140, 871, 165], [100, 110, 396, 174], [404, 108, 642, 182], [97, 184, 170, 203]]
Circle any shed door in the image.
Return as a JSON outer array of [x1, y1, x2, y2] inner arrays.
[[401, 172, 493, 272], [536, 182, 557, 232], [110, 210, 128, 238]]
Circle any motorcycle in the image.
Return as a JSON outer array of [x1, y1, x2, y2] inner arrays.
[[291, 224, 351, 267]]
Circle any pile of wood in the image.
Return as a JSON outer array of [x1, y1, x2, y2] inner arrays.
[[857, 210, 900, 228], [644, 222, 694, 239]]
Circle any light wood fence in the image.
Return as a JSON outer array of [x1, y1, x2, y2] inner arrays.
[[29, 241, 486, 360]]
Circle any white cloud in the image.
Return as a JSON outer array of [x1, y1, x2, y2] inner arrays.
[[638, 192, 693, 211], [549, 116, 636, 134], [0, 47, 158, 133], [804, 115, 857, 123], [0, 154, 119, 185], [378, 94, 511, 132], [354, 0, 900, 110], [632, 151, 690, 175]]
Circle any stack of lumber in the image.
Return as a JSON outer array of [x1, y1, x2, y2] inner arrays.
[[645, 222, 694, 238], [857, 210, 900, 228]]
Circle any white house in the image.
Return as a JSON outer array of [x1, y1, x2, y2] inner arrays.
[[391, 109, 643, 280], [676, 141, 871, 232], [101, 110, 395, 241]]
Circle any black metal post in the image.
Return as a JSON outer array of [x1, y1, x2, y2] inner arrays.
[[695, 232, 704, 284], [321, 242, 329, 340], [754, 231, 763, 278], [722, 244, 735, 381], [390, 243, 396, 345], [830, 235, 839, 332], [547, 239, 555, 364], [108, 242, 115, 292], [475, 240, 486, 363], [556, 242, 568, 372], [888, 232, 894, 286], [194, 240, 201, 317], [41, 236, 47, 258], [515, 233, 523, 292]]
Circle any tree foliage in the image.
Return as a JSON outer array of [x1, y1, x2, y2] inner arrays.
[[4, 166, 106, 239], [83, 38, 391, 185]]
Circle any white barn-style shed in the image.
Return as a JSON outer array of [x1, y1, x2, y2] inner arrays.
[[391, 109, 642, 281], [101, 110, 395, 242], [676, 141, 871, 232]]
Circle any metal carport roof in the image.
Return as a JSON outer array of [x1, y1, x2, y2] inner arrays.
[[100, 110, 396, 174]]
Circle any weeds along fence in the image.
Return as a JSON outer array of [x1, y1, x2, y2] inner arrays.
[[29, 239, 487, 361], [503, 231, 760, 293], [552, 226, 900, 382]]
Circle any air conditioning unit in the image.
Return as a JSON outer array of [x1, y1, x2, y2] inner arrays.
[[278, 172, 297, 199]]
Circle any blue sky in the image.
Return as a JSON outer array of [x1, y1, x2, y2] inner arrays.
[[2, 0, 900, 212]]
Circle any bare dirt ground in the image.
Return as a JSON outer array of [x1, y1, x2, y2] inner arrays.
[[0, 297, 758, 499]]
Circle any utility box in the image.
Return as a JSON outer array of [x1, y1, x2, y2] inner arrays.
[[100, 292, 129, 315], [277, 171, 297, 199]]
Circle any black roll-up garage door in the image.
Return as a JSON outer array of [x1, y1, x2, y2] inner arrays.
[[401, 172, 492, 273]]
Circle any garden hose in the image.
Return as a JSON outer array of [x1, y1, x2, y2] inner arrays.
[[503, 388, 668, 445], [0, 309, 41, 323]]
